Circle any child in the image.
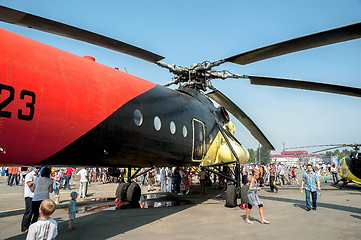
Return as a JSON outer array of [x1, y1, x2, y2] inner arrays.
[[68, 191, 78, 230], [323, 171, 328, 183], [26, 199, 58, 240]]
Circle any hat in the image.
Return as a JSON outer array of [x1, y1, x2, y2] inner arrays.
[[70, 191, 78, 197]]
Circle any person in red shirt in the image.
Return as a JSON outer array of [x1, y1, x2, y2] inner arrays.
[[291, 167, 299, 185], [64, 167, 73, 190]]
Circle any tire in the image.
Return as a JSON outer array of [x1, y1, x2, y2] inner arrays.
[[115, 182, 127, 202], [240, 184, 249, 204], [127, 183, 141, 204], [225, 184, 237, 207]]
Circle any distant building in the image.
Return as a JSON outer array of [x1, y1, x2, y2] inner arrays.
[[271, 151, 307, 166], [271, 150, 327, 166]]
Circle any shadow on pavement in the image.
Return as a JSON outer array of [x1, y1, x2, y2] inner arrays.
[[0, 198, 115, 219], [5, 189, 221, 240], [262, 195, 361, 214], [350, 214, 361, 220]]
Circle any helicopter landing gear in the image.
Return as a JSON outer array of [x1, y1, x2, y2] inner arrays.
[[203, 125, 244, 208], [115, 182, 127, 202], [225, 184, 238, 207], [115, 167, 154, 204], [127, 182, 141, 203]]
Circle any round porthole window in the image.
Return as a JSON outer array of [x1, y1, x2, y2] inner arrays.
[[170, 121, 176, 134], [154, 116, 161, 131], [133, 109, 143, 126], [183, 125, 187, 137]]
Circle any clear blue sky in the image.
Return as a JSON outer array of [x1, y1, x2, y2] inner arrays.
[[1, 0, 361, 153]]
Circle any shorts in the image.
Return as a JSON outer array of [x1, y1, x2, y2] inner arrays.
[[69, 212, 76, 220], [148, 177, 155, 185]]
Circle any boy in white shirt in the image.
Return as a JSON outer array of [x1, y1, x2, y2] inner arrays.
[[26, 199, 58, 240]]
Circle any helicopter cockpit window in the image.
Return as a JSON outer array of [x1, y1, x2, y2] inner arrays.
[[183, 125, 188, 138], [154, 116, 161, 131], [170, 121, 176, 134], [133, 109, 143, 126], [192, 119, 205, 161]]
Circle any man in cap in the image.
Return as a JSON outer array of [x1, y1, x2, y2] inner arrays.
[[21, 167, 41, 232]]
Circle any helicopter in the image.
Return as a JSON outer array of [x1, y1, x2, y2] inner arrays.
[[0, 5, 361, 207], [285, 144, 361, 187]]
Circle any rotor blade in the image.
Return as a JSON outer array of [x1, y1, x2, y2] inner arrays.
[[285, 144, 345, 150], [249, 76, 361, 98], [224, 21, 361, 65], [312, 145, 348, 154], [0, 6, 164, 63], [207, 90, 275, 150]]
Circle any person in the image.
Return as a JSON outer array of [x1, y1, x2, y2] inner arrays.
[[179, 168, 187, 195], [173, 167, 181, 194], [277, 163, 284, 186], [8, 166, 19, 186], [258, 165, 264, 187], [183, 171, 191, 195], [241, 166, 248, 185], [119, 168, 126, 183], [166, 167, 173, 193], [63, 167, 73, 190], [330, 163, 338, 185], [300, 164, 321, 211], [140, 168, 145, 186], [26, 199, 58, 240], [245, 169, 270, 224], [31, 167, 54, 223], [76, 168, 89, 198], [240, 166, 249, 209], [20, 167, 29, 186], [199, 167, 206, 194], [147, 169, 155, 192], [21, 167, 41, 232], [291, 166, 299, 185], [68, 191, 78, 230], [53, 169, 62, 204], [315, 161, 322, 177], [159, 167, 167, 192], [269, 164, 278, 193]]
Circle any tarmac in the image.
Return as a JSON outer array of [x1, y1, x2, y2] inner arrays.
[[0, 174, 360, 240]]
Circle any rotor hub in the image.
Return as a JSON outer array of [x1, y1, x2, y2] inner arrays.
[[156, 60, 247, 91]]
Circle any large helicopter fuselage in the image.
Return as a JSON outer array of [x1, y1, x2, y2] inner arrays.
[[0, 27, 233, 167]]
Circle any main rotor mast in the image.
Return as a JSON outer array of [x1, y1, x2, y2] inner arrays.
[[156, 61, 248, 91]]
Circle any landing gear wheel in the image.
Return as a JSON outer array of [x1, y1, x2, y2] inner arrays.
[[127, 183, 141, 204], [240, 184, 249, 205], [115, 182, 127, 202], [225, 184, 237, 208]]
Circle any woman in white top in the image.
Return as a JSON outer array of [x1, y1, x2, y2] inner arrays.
[[31, 167, 53, 223]]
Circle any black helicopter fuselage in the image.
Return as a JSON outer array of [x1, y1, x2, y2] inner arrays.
[[38, 85, 228, 167]]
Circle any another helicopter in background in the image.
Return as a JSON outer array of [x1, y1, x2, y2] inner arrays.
[[286, 144, 361, 187]]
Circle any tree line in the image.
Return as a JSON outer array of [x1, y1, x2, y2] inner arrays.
[[247, 146, 271, 164], [324, 148, 351, 159]]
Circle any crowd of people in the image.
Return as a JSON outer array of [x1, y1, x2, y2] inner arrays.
[[0, 161, 340, 236], [142, 167, 194, 195]]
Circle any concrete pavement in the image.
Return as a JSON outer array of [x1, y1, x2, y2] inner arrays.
[[0, 175, 360, 240]]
